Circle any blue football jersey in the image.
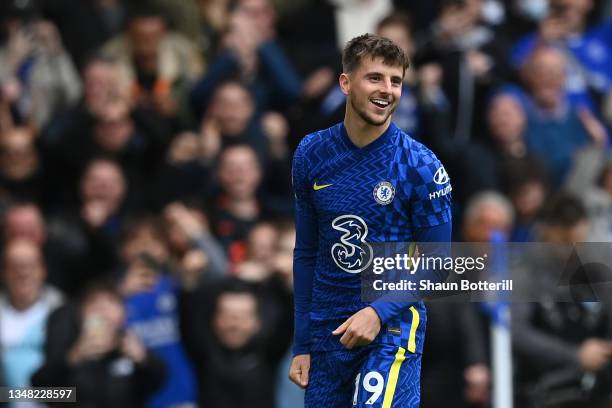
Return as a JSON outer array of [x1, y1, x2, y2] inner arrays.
[[292, 122, 452, 354], [125, 276, 198, 408]]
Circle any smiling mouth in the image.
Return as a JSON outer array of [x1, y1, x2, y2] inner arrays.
[[370, 98, 391, 109]]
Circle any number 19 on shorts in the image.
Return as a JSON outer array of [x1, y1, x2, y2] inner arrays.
[[353, 371, 385, 405]]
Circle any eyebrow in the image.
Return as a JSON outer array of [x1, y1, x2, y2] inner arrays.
[[364, 71, 403, 80]]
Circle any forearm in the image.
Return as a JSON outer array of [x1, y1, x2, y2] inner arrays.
[[192, 234, 228, 277], [370, 221, 452, 323]]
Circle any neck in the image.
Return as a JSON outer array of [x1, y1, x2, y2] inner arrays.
[[343, 106, 391, 148], [10, 292, 40, 311]]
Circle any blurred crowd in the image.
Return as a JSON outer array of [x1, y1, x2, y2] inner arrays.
[[0, 0, 611, 407]]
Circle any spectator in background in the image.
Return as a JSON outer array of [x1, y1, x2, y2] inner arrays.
[[157, 81, 292, 211], [199, 81, 272, 161], [504, 164, 549, 242], [41, 55, 130, 152], [77, 158, 126, 241], [486, 93, 529, 166], [417, 0, 510, 143], [102, 4, 204, 128], [0, 239, 63, 393], [2, 203, 46, 246], [181, 277, 292, 408], [421, 302, 490, 408], [423, 190, 517, 407], [2, 202, 73, 294], [118, 217, 199, 408], [0, 4, 81, 128], [156, 92, 292, 209], [211, 144, 267, 260], [520, 45, 606, 187], [198, 80, 292, 203], [32, 283, 166, 408], [566, 147, 612, 242], [421, 191, 512, 408], [89, 99, 158, 208], [0, 127, 45, 205], [447, 92, 528, 203], [44, 55, 169, 210], [512, 193, 612, 408], [482, 93, 551, 210], [462, 191, 514, 242], [48, 159, 126, 295], [511, 0, 612, 107], [190, 0, 301, 117]]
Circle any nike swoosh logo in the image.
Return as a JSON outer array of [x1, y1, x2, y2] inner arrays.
[[313, 183, 333, 191]]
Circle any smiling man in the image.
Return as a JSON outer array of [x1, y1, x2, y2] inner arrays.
[[288, 34, 453, 407]]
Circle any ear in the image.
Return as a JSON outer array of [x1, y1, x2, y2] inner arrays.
[[339, 73, 350, 96]]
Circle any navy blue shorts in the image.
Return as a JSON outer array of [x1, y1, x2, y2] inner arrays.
[[305, 343, 422, 408]]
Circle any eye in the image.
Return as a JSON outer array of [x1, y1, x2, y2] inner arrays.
[[368, 75, 381, 82]]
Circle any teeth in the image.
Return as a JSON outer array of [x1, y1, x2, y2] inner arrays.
[[371, 99, 390, 107]]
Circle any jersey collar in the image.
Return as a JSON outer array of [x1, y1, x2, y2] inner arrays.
[[340, 121, 397, 152]]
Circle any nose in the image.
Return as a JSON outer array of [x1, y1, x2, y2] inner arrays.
[[380, 77, 392, 95]]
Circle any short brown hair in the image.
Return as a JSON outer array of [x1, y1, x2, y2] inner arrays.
[[342, 33, 410, 75]]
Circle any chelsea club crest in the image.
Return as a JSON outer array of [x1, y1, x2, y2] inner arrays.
[[373, 181, 395, 205]]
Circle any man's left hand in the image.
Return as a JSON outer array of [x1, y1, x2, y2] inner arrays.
[[332, 306, 381, 349]]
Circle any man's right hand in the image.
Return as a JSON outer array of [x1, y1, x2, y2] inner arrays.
[[288, 354, 311, 389]]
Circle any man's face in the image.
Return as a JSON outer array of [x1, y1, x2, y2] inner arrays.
[[524, 49, 566, 109], [128, 16, 165, 75], [83, 62, 115, 104], [487, 95, 526, 144], [341, 57, 403, 127], [0, 128, 38, 180], [213, 293, 260, 349], [3, 240, 46, 308], [94, 102, 133, 152], [218, 146, 261, 199], [81, 292, 126, 337], [512, 182, 546, 219], [4, 205, 46, 245], [81, 160, 126, 206], [247, 223, 278, 263], [209, 83, 254, 136], [463, 203, 512, 242], [121, 225, 168, 265]]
